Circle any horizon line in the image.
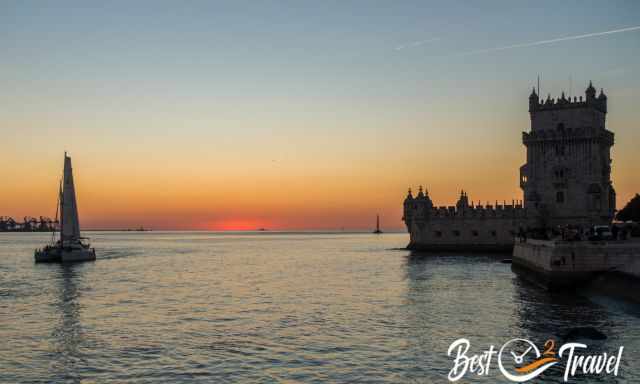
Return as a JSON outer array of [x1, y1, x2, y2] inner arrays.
[[81, 228, 407, 233]]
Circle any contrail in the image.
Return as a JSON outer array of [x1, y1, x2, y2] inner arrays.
[[395, 37, 441, 50], [452, 25, 640, 57]]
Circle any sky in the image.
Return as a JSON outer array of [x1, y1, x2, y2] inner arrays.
[[1, 1, 639, 230]]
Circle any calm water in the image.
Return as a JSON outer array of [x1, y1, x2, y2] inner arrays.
[[1, 232, 639, 383]]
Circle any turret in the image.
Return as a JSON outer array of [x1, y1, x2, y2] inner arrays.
[[415, 186, 433, 209], [585, 81, 596, 102], [402, 188, 414, 223], [404, 188, 413, 202], [598, 88, 607, 100], [558, 91, 568, 105], [528, 87, 539, 112], [456, 190, 470, 211], [585, 82, 607, 113], [598, 88, 608, 113]]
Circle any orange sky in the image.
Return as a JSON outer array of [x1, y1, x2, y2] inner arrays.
[[2, 99, 637, 231], [2, 3, 640, 230]]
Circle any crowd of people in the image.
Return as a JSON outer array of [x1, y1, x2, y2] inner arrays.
[[517, 223, 636, 243]]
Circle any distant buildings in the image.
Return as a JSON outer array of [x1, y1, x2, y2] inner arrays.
[[0, 216, 57, 232], [403, 82, 615, 251]]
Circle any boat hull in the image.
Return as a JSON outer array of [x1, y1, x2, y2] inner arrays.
[[34, 248, 61, 263], [34, 246, 96, 263], [61, 248, 96, 262]]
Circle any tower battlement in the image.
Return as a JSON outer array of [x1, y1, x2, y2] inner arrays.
[[529, 81, 607, 114], [403, 189, 525, 221]]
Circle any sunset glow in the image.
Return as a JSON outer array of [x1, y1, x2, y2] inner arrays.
[[1, 2, 639, 230]]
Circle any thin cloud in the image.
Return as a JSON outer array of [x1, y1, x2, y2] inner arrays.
[[395, 37, 441, 50], [452, 25, 640, 57], [602, 66, 627, 78]]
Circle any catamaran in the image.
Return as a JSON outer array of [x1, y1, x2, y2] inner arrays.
[[35, 153, 96, 263]]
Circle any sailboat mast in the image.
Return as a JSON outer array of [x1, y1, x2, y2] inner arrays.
[[60, 153, 66, 247], [376, 215, 380, 232], [59, 175, 64, 248], [51, 179, 61, 245]]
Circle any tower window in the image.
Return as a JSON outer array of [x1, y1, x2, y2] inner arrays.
[[453, 230, 461, 237], [554, 169, 565, 179], [472, 230, 479, 237], [556, 191, 565, 203], [587, 184, 602, 211], [490, 230, 497, 237], [434, 231, 442, 238]]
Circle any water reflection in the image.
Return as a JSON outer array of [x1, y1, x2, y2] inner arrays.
[[51, 264, 86, 382], [402, 254, 443, 381], [3, 233, 637, 383], [516, 281, 614, 383], [402, 253, 514, 382], [512, 278, 611, 339], [403, 254, 619, 383]]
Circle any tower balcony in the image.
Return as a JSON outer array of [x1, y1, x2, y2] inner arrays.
[[522, 127, 614, 145], [519, 164, 528, 189]]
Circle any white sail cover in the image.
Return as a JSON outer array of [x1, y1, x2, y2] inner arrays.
[[61, 154, 81, 242]]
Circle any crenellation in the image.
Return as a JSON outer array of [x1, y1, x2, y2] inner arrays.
[[529, 82, 606, 114], [406, 191, 527, 221]]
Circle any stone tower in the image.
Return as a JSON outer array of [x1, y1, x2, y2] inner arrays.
[[521, 82, 615, 227]]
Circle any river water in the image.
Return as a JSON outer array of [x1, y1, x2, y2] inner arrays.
[[1, 232, 638, 383]]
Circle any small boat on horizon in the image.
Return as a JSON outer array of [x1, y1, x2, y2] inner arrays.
[[35, 153, 96, 263], [373, 214, 383, 234]]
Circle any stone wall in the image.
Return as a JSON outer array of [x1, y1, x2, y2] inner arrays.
[[403, 191, 530, 251], [513, 239, 640, 279], [407, 216, 525, 251]]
